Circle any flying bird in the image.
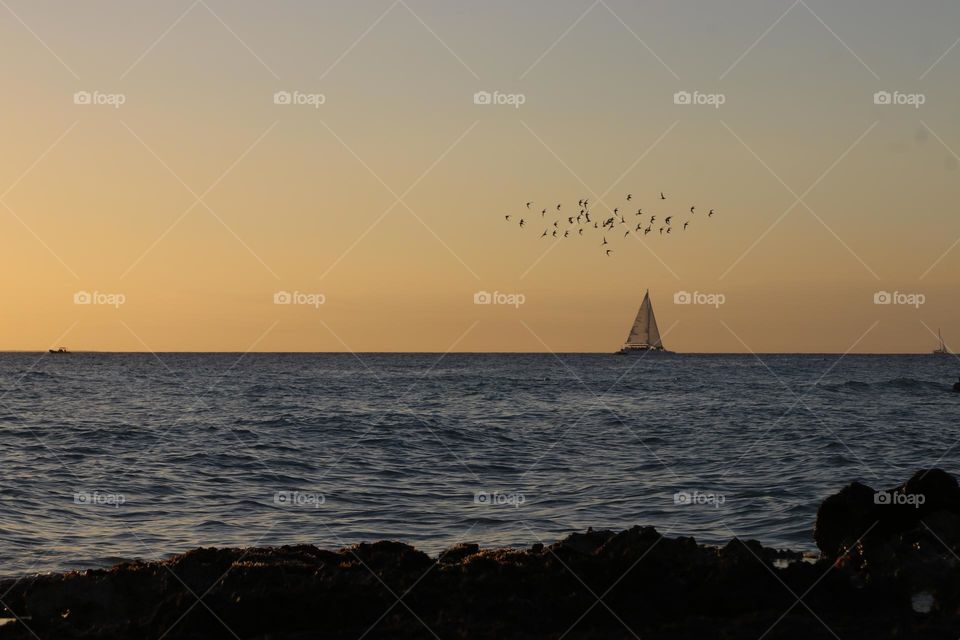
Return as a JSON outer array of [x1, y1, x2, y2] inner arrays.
[[606, 249, 613, 256], [709, 209, 715, 217], [540, 229, 548, 238], [626, 194, 632, 201], [683, 221, 689, 230], [665, 216, 672, 225], [690, 206, 696, 214], [602, 236, 608, 246], [526, 202, 532, 209], [660, 192, 666, 200], [519, 219, 525, 228], [505, 215, 511, 221]]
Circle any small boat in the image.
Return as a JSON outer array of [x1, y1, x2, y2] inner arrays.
[[933, 329, 951, 355], [616, 290, 673, 354], [48, 347, 70, 354]]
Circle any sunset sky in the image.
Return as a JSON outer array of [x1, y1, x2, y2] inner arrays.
[[2, 0, 959, 353]]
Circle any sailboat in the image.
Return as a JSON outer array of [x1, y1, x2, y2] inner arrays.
[[933, 329, 951, 355], [616, 290, 673, 354]]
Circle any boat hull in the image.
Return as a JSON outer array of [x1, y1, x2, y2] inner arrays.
[[615, 346, 674, 355]]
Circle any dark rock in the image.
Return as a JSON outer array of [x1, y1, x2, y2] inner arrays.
[[438, 542, 479, 564], [814, 480, 877, 557]]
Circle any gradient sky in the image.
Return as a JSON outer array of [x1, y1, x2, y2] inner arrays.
[[2, 0, 959, 352]]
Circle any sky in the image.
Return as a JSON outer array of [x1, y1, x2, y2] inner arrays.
[[2, 0, 959, 353]]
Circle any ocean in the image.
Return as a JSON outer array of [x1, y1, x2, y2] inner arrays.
[[0, 352, 956, 578]]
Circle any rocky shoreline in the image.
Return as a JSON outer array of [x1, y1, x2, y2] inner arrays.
[[1, 469, 959, 639]]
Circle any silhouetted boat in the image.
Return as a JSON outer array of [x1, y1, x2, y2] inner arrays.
[[933, 329, 951, 355], [48, 347, 70, 354], [616, 290, 673, 354]]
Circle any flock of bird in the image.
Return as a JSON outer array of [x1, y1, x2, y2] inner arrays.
[[505, 192, 719, 256]]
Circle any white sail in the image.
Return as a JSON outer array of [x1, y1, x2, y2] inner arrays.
[[625, 290, 663, 348]]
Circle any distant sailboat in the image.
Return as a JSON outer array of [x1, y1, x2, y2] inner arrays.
[[933, 329, 951, 355], [616, 290, 672, 354]]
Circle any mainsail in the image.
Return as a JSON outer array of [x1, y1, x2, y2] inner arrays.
[[624, 290, 663, 349]]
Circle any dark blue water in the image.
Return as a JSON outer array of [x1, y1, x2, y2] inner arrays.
[[0, 353, 956, 577]]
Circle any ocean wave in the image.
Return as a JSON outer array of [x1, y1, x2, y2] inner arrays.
[[818, 377, 947, 393]]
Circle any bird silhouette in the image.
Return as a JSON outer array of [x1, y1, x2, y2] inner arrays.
[[667, 227, 672, 234], [526, 202, 532, 209], [540, 229, 548, 238], [709, 209, 715, 217], [505, 215, 511, 221], [660, 192, 666, 200], [683, 221, 689, 230], [519, 219, 525, 228], [659, 227, 664, 234], [564, 230, 569, 238], [665, 216, 672, 225], [602, 236, 608, 246], [606, 249, 613, 256], [626, 193, 633, 201], [690, 206, 696, 214]]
